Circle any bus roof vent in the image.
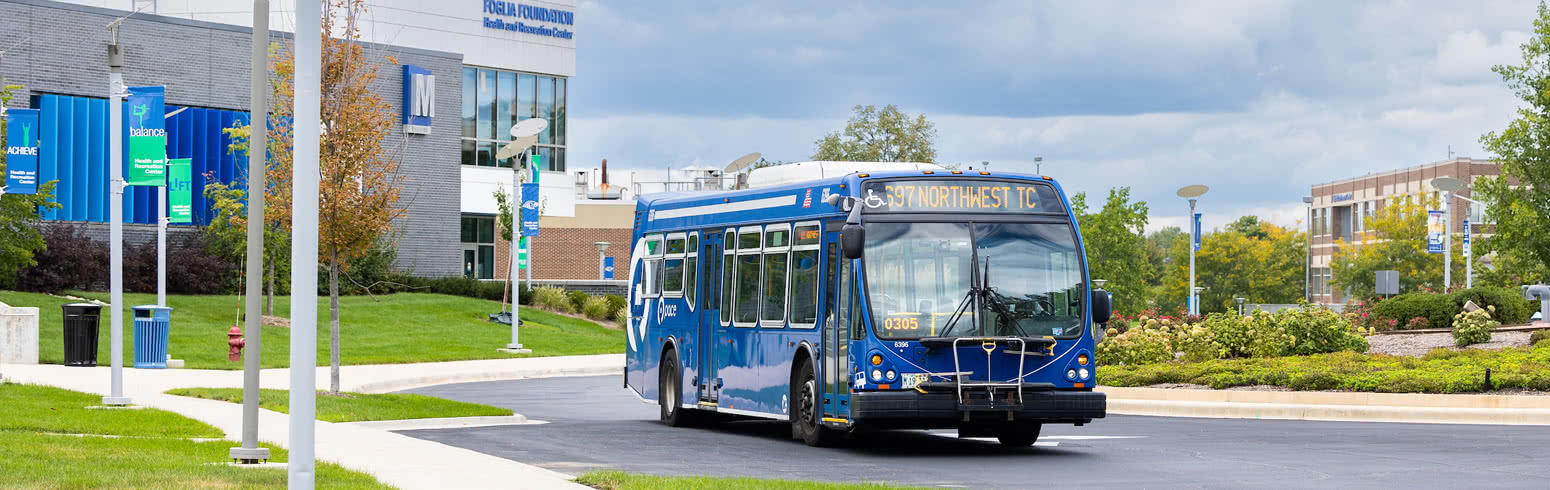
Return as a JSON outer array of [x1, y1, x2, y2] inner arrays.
[[745, 161, 944, 189]]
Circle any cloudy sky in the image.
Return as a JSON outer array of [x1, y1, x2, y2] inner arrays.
[[564, 1, 1533, 232]]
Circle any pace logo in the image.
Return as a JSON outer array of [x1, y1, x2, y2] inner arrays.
[[402, 65, 435, 134], [656, 300, 678, 324]]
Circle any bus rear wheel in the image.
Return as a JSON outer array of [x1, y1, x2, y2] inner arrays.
[[659, 352, 693, 427], [997, 423, 1042, 447], [792, 360, 838, 447]]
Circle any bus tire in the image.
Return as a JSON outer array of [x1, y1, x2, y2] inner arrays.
[[996, 423, 1042, 447], [659, 351, 693, 427], [791, 360, 837, 447]]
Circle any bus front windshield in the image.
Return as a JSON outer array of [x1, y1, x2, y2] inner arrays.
[[863, 221, 1084, 339]]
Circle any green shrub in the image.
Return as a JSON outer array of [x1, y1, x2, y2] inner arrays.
[[1096, 327, 1173, 366], [1405, 317, 1429, 329], [1451, 307, 1498, 347], [567, 290, 591, 313], [1199, 313, 1256, 359], [1373, 293, 1457, 329], [533, 286, 574, 313], [582, 296, 613, 321], [1531, 329, 1550, 346], [604, 295, 627, 320], [1277, 306, 1368, 355], [1171, 323, 1223, 362], [615, 307, 629, 326], [1452, 287, 1534, 325]]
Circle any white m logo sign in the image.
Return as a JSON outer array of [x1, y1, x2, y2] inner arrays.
[[411, 73, 435, 119]]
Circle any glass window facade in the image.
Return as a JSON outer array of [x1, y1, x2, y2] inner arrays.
[[460, 215, 497, 279], [461, 66, 567, 171]]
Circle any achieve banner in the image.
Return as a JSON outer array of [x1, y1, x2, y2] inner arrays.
[[126, 86, 168, 186], [168, 158, 193, 223], [4, 108, 41, 195]]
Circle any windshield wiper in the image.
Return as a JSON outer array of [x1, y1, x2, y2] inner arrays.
[[976, 257, 1032, 337]]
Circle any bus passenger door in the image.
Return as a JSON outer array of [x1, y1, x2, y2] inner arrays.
[[822, 230, 851, 420], [698, 231, 721, 403]]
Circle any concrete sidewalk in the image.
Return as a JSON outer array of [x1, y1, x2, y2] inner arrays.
[[1101, 385, 1550, 425], [2, 354, 622, 490]]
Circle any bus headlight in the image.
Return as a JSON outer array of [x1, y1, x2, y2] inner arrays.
[[885, 370, 896, 381], [1079, 368, 1090, 380], [1066, 369, 1078, 380], [871, 369, 883, 382]]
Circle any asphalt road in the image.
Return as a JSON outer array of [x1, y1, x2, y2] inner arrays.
[[400, 376, 1550, 489]]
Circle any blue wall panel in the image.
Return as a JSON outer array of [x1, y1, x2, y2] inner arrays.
[[34, 95, 248, 227]]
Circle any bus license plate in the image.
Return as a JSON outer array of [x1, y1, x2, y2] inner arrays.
[[902, 373, 927, 389]]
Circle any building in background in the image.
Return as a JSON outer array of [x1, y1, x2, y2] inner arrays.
[[1308, 157, 1497, 304], [2, 0, 587, 281]]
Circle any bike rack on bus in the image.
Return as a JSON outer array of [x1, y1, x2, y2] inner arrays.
[[949, 336, 1026, 411]]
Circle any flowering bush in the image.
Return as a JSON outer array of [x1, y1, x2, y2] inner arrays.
[[1096, 326, 1174, 366], [1107, 315, 1132, 334], [1277, 306, 1369, 355], [1406, 317, 1430, 330], [1451, 306, 1498, 347]]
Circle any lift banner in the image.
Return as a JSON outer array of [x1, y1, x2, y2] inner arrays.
[[860, 180, 1063, 214], [126, 86, 168, 186], [4, 108, 40, 195], [168, 158, 193, 223]]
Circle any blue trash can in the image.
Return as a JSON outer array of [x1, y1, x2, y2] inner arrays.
[[132, 305, 172, 369]]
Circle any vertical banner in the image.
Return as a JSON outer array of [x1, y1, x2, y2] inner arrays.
[[1462, 218, 1471, 255], [517, 237, 529, 268], [1192, 213, 1202, 251], [603, 256, 615, 279], [520, 182, 540, 237], [167, 158, 193, 223], [4, 108, 41, 195], [1426, 210, 1445, 254], [529, 153, 542, 184], [126, 86, 168, 186]]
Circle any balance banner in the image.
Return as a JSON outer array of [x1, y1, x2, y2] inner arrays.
[[4, 108, 40, 195], [168, 158, 193, 223], [126, 86, 168, 186]]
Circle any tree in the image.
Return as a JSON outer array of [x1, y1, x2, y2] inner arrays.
[[1143, 226, 1184, 286], [1478, 1, 1550, 283], [1070, 188, 1151, 315], [219, 41, 297, 316], [278, 0, 407, 393], [1160, 219, 1306, 313], [812, 104, 937, 162], [1, 82, 62, 285], [1330, 195, 1464, 298]]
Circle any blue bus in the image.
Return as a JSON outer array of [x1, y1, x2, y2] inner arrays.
[[624, 164, 1110, 446]]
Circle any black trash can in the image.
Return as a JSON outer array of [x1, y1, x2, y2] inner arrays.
[[62, 303, 103, 367]]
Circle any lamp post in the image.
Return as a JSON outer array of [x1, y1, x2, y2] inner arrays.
[[1034, 156, 1043, 174], [1234, 297, 1247, 316], [595, 241, 610, 280], [1178, 185, 1209, 316], [229, 0, 271, 465], [1433, 177, 1479, 289], [1432, 177, 1466, 292], [1303, 196, 1313, 303], [497, 119, 547, 354]]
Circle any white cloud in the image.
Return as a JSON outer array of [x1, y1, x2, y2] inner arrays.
[[1433, 30, 1531, 83]]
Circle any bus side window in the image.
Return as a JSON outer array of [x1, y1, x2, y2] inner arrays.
[[720, 231, 735, 325], [685, 233, 698, 307]]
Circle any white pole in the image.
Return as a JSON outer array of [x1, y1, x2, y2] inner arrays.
[[289, 0, 320, 486], [1466, 217, 1473, 289], [157, 186, 166, 307], [230, 0, 271, 464], [505, 152, 527, 353], [103, 42, 131, 407], [1443, 192, 1451, 291], [1188, 199, 1197, 316]]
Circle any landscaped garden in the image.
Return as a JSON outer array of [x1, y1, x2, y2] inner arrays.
[[0, 289, 624, 370], [1097, 287, 1550, 394]]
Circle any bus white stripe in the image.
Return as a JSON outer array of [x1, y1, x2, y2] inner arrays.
[[652, 195, 797, 220]]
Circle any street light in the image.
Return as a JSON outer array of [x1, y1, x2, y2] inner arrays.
[[1431, 177, 1465, 291], [1303, 196, 1313, 303], [1034, 156, 1043, 174], [1178, 184, 1209, 316], [595, 241, 611, 280], [1234, 297, 1247, 316], [497, 118, 548, 355], [1433, 177, 1477, 289]]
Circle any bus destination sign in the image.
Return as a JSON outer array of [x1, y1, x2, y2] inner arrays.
[[860, 180, 1063, 214]]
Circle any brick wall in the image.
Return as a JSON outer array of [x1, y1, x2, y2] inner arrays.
[[1, 0, 465, 278], [494, 228, 633, 281]]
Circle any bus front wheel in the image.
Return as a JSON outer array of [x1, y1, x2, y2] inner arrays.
[[997, 423, 1042, 447], [792, 361, 838, 447], [659, 352, 693, 427]]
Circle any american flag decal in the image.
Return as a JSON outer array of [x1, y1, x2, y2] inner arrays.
[[802, 189, 812, 208]]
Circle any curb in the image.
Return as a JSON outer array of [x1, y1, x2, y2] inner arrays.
[[341, 415, 536, 431], [1101, 386, 1550, 425], [351, 365, 619, 394]]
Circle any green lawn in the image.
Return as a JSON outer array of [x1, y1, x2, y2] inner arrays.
[[1, 290, 623, 370], [166, 387, 513, 423], [1099, 341, 1550, 393], [0, 382, 391, 489], [576, 471, 930, 490]]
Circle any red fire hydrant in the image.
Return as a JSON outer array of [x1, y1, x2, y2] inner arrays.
[[228, 326, 245, 362]]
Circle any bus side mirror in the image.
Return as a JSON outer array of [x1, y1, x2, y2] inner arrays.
[[841, 224, 865, 259], [1090, 289, 1112, 325]]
